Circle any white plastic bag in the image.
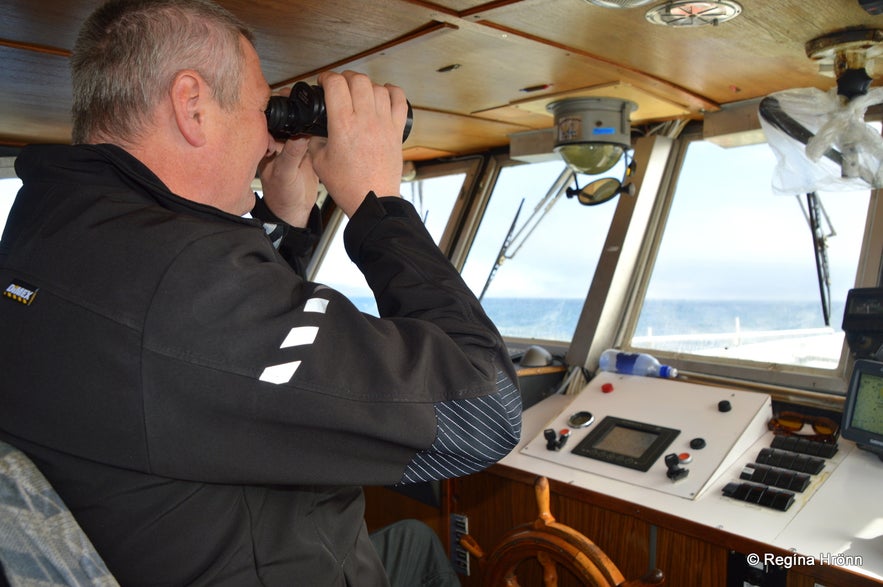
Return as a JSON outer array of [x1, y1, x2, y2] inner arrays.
[[759, 86, 883, 195]]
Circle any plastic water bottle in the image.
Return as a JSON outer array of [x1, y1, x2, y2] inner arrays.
[[598, 349, 678, 379]]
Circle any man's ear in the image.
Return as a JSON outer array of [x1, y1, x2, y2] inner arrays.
[[171, 70, 207, 147]]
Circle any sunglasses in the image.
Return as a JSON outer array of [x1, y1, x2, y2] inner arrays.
[[767, 411, 839, 443]]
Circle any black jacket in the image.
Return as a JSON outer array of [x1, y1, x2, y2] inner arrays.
[[0, 144, 521, 586]]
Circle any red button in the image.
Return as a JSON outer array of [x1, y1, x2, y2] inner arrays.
[[601, 383, 614, 393], [678, 452, 692, 464]]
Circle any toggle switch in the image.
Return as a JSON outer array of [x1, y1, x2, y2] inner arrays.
[[664, 452, 689, 482], [544, 428, 571, 451]]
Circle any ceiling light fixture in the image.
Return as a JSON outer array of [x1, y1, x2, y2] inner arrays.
[[645, 1, 742, 27]]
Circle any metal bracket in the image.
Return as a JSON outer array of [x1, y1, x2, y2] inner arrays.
[[449, 513, 471, 576]]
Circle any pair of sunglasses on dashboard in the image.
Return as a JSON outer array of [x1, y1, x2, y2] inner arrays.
[[767, 411, 839, 443]]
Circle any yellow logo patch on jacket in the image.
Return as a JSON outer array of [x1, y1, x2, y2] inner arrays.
[[3, 281, 39, 305]]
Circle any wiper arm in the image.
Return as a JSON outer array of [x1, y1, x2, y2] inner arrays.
[[477, 168, 573, 301], [479, 199, 524, 302], [798, 192, 834, 326]]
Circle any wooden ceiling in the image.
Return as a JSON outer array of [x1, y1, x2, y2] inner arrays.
[[1, 0, 881, 160]]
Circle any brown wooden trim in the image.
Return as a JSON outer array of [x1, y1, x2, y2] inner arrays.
[[396, 0, 460, 16], [271, 21, 458, 88], [0, 38, 70, 58], [395, 0, 531, 19], [516, 364, 567, 377], [440, 476, 453, 556]]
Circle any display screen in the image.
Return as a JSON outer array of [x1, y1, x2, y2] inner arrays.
[[842, 360, 883, 458], [850, 370, 883, 435], [572, 416, 680, 472], [843, 287, 883, 331], [847, 293, 883, 316], [594, 425, 659, 458]]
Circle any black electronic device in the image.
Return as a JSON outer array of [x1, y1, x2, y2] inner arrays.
[[571, 415, 680, 472], [860, 0, 883, 15], [842, 287, 883, 359], [841, 359, 883, 461]]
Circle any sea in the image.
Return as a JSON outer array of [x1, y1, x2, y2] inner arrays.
[[347, 297, 847, 343]]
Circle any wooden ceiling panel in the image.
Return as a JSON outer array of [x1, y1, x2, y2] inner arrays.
[[508, 82, 691, 121], [268, 20, 679, 156], [2, 0, 882, 154], [0, 1, 94, 51], [222, 0, 436, 85], [403, 108, 528, 160], [478, 0, 883, 105], [0, 47, 72, 145], [279, 22, 631, 118]]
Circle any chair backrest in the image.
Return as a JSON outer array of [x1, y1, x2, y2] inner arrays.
[[0, 440, 119, 587]]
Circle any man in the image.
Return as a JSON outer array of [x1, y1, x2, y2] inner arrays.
[[0, 0, 521, 585]]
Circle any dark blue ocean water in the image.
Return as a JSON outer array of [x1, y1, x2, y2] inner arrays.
[[349, 297, 846, 342]]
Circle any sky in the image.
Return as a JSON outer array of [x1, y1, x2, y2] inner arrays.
[[444, 142, 870, 304], [0, 177, 19, 230], [648, 140, 869, 302]]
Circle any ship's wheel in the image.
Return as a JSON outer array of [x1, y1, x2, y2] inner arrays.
[[458, 476, 665, 586]]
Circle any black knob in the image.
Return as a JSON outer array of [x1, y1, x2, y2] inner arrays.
[[690, 438, 707, 450], [718, 400, 732, 412]]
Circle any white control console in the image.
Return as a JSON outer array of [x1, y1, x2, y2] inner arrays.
[[521, 371, 771, 500]]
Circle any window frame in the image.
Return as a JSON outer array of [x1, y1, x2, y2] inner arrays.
[[456, 154, 589, 345], [306, 155, 486, 284], [0, 156, 15, 179], [614, 128, 883, 398]]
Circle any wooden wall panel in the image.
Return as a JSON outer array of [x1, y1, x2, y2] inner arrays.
[[656, 526, 729, 587], [363, 485, 445, 537]]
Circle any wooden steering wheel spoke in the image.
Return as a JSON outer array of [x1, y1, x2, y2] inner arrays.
[[458, 476, 665, 587]]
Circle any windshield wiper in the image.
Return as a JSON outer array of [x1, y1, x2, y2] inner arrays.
[[478, 168, 573, 301], [797, 192, 834, 326]]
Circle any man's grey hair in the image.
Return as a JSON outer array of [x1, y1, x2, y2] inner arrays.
[[71, 0, 255, 144]]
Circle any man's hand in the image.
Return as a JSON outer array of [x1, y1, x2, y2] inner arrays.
[[258, 136, 319, 228], [308, 71, 408, 217]]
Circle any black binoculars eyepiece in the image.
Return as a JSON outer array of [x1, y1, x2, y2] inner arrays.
[[265, 81, 413, 142]]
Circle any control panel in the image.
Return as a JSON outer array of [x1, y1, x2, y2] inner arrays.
[[521, 371, 771, 500]]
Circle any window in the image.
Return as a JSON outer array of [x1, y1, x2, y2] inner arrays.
[[0, 173, 22, 234], [312, 169, 466, 315], [460, 158, 618, 342], [627, 138, 871, 374]]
